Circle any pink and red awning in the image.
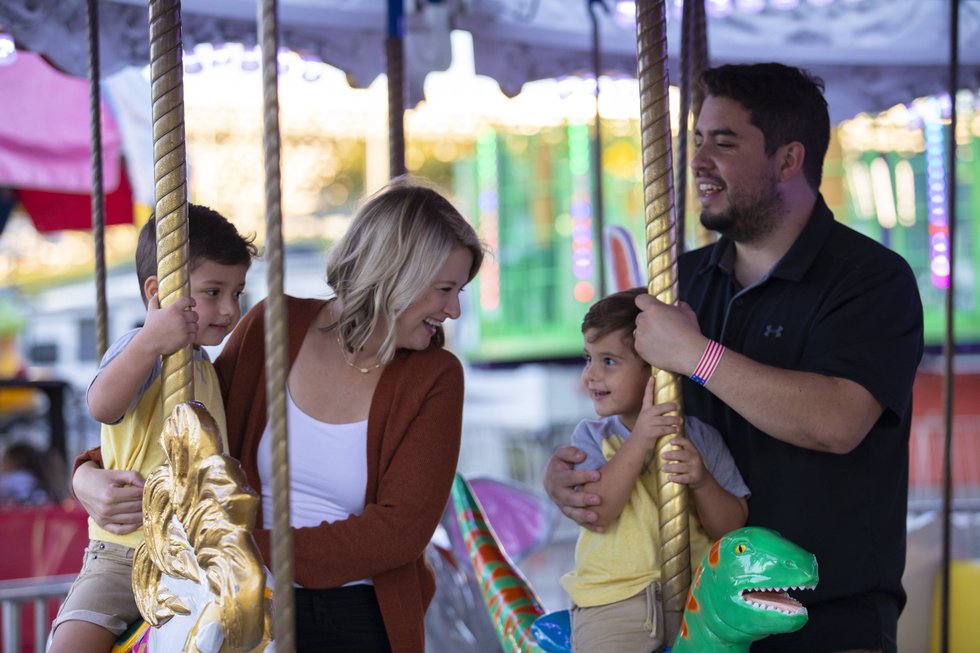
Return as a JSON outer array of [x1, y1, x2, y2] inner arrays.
[[0, 50, 133, 232]]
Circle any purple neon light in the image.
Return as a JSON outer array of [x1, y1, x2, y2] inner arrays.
[[922, 96, 949, 289]]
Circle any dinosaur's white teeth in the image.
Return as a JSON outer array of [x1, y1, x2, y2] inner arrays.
[[743, 599, 807, 616], [740, 589, 808, 616], [759, 584, 816, 592]]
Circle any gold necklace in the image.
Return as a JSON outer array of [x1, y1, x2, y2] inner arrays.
[[337, 335, 383, 374]]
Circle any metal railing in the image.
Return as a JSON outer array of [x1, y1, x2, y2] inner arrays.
[[0, 575, 74, 653]]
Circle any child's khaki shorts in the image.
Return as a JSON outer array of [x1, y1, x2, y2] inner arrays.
[[51, 540, 141, 637], [570, 581, 666, 653]]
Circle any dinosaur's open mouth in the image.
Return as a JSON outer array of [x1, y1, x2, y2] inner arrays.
[[740, 588, 810, 616]]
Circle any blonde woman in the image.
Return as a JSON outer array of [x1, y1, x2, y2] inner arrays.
[[73, 179, 485, 653]]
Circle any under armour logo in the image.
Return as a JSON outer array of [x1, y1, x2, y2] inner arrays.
[[763, 324, 783, 338]]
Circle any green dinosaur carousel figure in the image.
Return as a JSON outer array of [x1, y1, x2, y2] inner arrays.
[[453, 476, 819, 653], [672, 527, 818, 653]]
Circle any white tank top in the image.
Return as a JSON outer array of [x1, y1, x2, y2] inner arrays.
[[256, 388, 371, 586]]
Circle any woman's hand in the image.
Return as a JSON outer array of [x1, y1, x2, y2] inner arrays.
[[543, 446, 605, 532], [72, 462, 145, 535]]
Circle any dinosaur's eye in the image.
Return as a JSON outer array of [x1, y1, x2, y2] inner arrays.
[[734, 544, 747, 554]]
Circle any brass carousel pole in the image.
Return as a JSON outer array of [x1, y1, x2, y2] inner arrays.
[[689, 0, 712, 249], [689, 0, 708, 121], [940, 2, 960, 651], [675, 0, 692, 254], [386, 0, 407, 178], [675, 0, 708, 254], [86, 0, 108, 359], [258, 0, 295, 650], [588, 0, 606, 298], [635, 0, 690, 642], [148, 0, 192, 415]]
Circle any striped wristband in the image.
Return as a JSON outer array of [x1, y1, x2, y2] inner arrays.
[[691, 339, 725, 386]]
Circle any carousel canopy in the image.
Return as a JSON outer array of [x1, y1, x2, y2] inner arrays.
[[0, 0, 977, 123]]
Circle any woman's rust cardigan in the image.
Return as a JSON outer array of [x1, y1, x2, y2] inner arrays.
[[216, 296, 464, 652]]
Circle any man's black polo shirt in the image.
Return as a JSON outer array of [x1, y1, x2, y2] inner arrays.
[[678, 196, 924, 652]]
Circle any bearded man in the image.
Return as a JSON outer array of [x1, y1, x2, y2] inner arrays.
[[546, 63, 924, 653]]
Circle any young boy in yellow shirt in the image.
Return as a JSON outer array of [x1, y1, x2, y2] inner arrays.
[[561, 287, 750, 653], [49, 205, 256, 653]]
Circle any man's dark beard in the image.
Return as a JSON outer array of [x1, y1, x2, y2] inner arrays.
[[700, 173, 785, 243]]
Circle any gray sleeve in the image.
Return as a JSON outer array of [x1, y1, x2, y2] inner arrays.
[[570, 420, 608, 472], [86, 328, 161, 424], [685, 416, 750, 499]]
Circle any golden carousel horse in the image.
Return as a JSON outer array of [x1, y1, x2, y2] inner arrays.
[[113, 403, 273, 653]]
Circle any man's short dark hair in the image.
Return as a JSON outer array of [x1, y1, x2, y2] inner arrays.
[[698, 63, 830, 193], [136, 204, 258, 302], [581, 287, 648, 358]]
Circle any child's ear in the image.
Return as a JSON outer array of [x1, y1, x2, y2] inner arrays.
[[143, 275, 159, 301]]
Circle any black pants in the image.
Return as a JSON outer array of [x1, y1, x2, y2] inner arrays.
[[294, 585, 392, 653]]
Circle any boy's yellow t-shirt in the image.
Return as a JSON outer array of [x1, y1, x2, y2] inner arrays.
[[89, 332, 228, 549], [560, 434, 713, 608]]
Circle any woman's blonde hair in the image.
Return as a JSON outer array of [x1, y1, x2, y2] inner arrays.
[[325, 177, 485, 363]]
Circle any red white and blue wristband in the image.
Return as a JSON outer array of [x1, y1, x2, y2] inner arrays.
[[691, 339, 725, 387]]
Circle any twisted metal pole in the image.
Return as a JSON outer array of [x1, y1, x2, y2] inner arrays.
[[635, 0, 690, 642], [148, 0, 192, 417], [87, 0, 108, 359], [940, 2, 960, 651], [588, 0, 606, 298], [690, 0, 708, 118], [386, 0, 407, 179], [676, 0, 709, 254], [675, 0, 692, 254], [258, 0, 294, 650], [689, 0, 711, 250]]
